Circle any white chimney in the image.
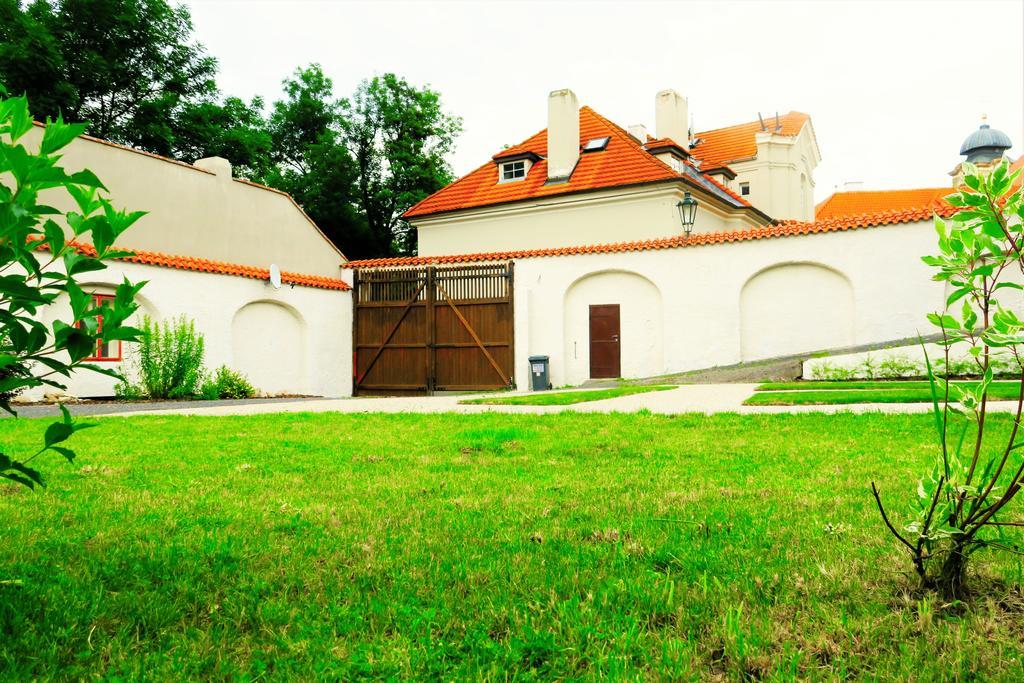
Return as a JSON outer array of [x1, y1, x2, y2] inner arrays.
[[547, 89, 580, 181], [628, 124, 648, 144], [655, 89, 689, 144], [194, 156, 232, 179]]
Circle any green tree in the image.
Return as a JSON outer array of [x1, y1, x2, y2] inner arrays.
[[342, 73, 461, 255], [0, 91, 144, 488], [259, 65, 367, 256], [172, 96, 273, 178], [872, 160, 1024, 600], [0, 0, 218, 156]]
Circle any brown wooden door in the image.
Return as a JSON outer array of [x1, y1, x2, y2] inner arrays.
[[589, 304, 621, 379]]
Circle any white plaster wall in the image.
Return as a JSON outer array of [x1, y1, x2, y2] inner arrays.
[[562, 271, 664, 385], [510, 219, 946, 389], [730, 124, 819, 221], [414, 184, 763, 257], [24, 261, 352, 399], [22, 126, 346, 277], [232, 302, 308, 394], [740, 264, 854, 360]]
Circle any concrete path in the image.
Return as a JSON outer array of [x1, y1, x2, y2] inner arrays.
[[58, 383, 1021, 419]]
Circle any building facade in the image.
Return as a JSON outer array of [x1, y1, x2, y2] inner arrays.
[[21, 125, 353, 400], [344, 91, 1019, 391]]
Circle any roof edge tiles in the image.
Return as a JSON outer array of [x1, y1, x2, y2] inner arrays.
[[345, 205, 957, 269], [33, 238, 350, 291]]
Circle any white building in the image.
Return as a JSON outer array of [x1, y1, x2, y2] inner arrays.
[[22, 124, 353, 400], [342, 89, 1020, 392]]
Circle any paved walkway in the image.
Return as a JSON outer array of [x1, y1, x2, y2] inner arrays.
[[47, 384, 1020, 419]]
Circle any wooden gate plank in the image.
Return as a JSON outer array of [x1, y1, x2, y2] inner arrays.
[[436, 280, 509, 386], [355, 280, 425, 386]]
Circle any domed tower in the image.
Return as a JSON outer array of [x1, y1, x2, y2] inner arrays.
[[951, 116, 1013, 185]]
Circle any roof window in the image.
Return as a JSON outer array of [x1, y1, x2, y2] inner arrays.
[[500, 159, 528, 183], [582, 136, 610, 152]]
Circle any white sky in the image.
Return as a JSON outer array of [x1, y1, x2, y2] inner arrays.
[[183, 0, 1024, 202]]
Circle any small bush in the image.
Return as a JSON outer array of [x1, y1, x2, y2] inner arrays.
[[809, 361, 856, 381], [117, 316, 205, 399], [876, 354, 921, 379], [200, 366, 257, 400]]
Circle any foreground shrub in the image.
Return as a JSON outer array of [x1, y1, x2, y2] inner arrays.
[[872, 160, 1024, 600], [117, 316, 205, 399], [200, 365, 256, 400], [0, 92, 144, 488]]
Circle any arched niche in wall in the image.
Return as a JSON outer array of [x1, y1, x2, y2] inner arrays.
[[740, 262, 854, 361], [562, 270, 664, 385], [231, 300, 307, 395]]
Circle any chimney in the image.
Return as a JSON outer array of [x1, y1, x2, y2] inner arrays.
[[628, 124, 648, 144], [547, 89, 579, 181], [655, 89, 689, 145], [194, 156, 232, 179]]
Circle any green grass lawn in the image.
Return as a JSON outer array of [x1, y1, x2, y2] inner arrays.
[[756, 380, 1019, 392], [460, 385, 675, 406], [3, 412, 1024, 679], [748, 380, 1022, 405]]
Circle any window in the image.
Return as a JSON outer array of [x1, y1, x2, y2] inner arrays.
[[78, 293, 121, 361], [740, 182, 750, 196], [500, 160, 527, 182], [582, 136, 610, 152]]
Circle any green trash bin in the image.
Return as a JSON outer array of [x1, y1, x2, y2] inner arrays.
[[529, 355, 550, 391]]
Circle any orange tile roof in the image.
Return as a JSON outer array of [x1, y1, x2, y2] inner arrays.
[[34, 239, 350, 290], [690, 112, 810, 167], [815, 187, 954, 220], [346, 204, 958, 269], [404, 107, 757, 220]]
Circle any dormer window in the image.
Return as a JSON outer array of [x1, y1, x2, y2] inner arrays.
[[500, 160, 527, 182]]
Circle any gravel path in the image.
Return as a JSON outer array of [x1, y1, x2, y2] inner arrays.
[[4, 397, 324, 419], [28, 384, 1016, 418]]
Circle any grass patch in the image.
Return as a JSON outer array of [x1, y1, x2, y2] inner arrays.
[[3, 412, 1024, 678], [757, 380, 1020, 392], [460, 384, 675, 406], [746, 383, 1022, 406]]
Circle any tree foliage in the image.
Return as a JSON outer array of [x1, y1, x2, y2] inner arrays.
[[873, 160, 1024, 600], [343, 73, 461, 255], [0, 91, 144, 488], [0, 0, 217, 153], [0, 2, 462, 258]]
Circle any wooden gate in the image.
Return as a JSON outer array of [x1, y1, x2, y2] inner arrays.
[[353, 263, 515, 394]]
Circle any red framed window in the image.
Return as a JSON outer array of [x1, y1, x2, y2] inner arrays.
[[80, 293, 121, 362]]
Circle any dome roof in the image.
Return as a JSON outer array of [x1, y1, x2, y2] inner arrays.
[[960, 122, 1013, 156]]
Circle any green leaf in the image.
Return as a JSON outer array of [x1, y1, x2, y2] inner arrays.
[[39, 116, 87, 155], [44, 421, 74, 448], [68, 169, 106, 190]]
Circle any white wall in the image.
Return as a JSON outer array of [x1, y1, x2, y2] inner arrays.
[[562, 271, 664, 385], [414, 184, 765, 257], [740, 263, 854, 360], [22, 126, 346, 278], [510, 219, 945, 389], [730, 124, 819, 221], [26, 261, 352, 399]]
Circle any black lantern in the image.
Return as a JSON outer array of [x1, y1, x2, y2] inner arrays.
[[676, 192, 698, 237]]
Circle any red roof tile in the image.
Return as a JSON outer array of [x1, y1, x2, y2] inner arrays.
[[346, 205, 957, 269], [815, 187, 954, 220], [34, 239, 349, 291], [404, 107, 757, 220], [690, 112, 810, 167]]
